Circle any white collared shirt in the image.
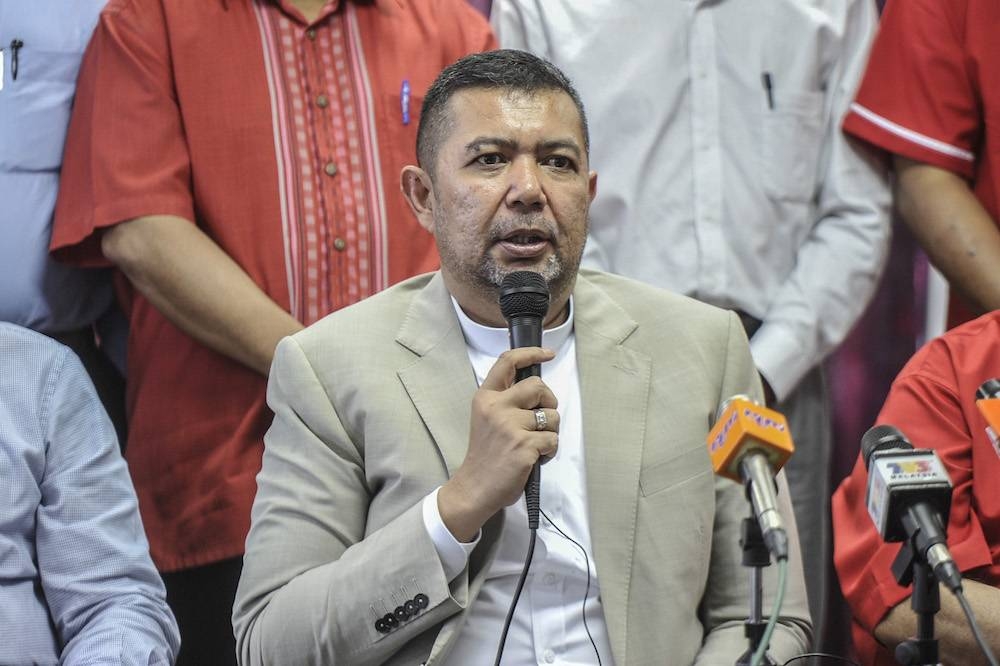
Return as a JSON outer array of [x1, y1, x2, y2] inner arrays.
[[421, 297, 615, 665]]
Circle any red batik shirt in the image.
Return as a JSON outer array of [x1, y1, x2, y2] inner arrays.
[[51, 0, 494, 571]]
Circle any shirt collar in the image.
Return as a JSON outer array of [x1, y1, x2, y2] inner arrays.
[[451, 296, 575, 359]]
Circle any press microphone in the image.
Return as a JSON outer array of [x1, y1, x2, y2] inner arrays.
[[498, 271, 550, 529], [707, 395, 795, 560], [861, 425, 962, 593], [976, 379, 1000, 451]]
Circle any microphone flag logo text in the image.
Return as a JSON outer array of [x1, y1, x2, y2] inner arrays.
[[707, 397, 794, 483]]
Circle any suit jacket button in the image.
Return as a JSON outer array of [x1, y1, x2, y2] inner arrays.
[[384, 612, 399, 629], [375, 618, 390, 634], [413, 593, 429, 609], [404, 600, 418, 616], [394, 605, 410, 621]]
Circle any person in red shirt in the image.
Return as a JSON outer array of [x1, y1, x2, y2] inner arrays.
[[50, 0, 494, 663], [843, 0, 1000, 329], [832, 311, 1000, 665]]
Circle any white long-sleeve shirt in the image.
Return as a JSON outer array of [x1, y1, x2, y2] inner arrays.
[[492, 0, 891, 401]]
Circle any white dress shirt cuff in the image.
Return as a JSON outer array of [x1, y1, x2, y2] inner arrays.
[[422, 487, 480, 582], [749, 321, 815, 403]]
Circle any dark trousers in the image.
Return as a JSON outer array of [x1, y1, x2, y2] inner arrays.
[[162, 557, 243, 666]]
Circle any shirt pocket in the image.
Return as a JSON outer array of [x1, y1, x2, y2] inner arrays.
[[2, 44, 87, 172], [758, 89, 825, 204], [377, 91, 423, 167], [639, 445, 713, 498]]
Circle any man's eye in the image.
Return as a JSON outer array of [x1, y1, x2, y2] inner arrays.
[[476, 154, 506, 166], [544, 155, 573, 169]]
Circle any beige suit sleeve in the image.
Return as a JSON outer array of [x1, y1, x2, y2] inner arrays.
[[233, 336, 469, 666], [695, 312, 813, 663]]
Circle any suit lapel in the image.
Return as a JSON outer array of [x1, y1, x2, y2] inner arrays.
[[395, 273, 479, 477], [394, 274, 506, 664], [573, 274, 651, 664]]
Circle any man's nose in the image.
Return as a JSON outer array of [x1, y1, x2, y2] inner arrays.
[[505, 157, 547, 211]]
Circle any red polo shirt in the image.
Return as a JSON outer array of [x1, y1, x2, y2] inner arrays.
[[842, 0, 1000, 328], [52, 0, 494, 571], [832, 312, 1000, 665]]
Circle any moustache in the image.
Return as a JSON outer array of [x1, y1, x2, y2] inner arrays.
[[487, 216, 558, 244]]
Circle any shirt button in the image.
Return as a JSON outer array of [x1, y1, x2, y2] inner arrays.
[[324, 161, 338, 176], [316, 94, 329, 108], [306, 28, 317, 40], [543, 649, 556, 663], [543, 573, 556, 585], [333, 237, 347, 251]]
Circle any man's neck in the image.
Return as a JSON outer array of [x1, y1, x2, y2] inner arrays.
[[287, 0, 332, 23]]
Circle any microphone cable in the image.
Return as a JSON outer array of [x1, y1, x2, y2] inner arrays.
[[541, 508, 602, 666], [750, 557, 788, 666], [492, 527, 536, 666], [491, 509, 603, 666]]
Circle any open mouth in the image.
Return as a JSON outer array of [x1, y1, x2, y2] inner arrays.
[[496, 229, 551, 258], [503, 231, 549, 245]]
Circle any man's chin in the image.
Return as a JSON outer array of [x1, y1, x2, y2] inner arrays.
[[482, 263, 560, 291]]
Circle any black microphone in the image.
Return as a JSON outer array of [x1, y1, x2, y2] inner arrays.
[[861, 424, 963, 593], [498, 271, 550, 529]]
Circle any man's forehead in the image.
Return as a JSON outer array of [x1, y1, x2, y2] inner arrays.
[[443, 87, 585, 147]]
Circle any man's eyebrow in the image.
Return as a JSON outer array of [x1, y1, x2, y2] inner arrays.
[[539, 139, 582, 159], [464, 137, 518, 153], [464, 137, 582, 159]]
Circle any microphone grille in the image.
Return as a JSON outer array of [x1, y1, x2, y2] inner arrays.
[[861, 424, 911, 470], [498, 271, 550, 321]]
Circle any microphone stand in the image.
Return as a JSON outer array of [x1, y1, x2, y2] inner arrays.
[[736, 512, 776, 666], [890, 541, 940, 666]]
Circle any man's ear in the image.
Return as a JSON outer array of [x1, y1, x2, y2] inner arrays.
[[401, 165, 435, 233]]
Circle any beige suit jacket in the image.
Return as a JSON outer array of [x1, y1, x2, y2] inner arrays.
[[233, 270, 811, 665]]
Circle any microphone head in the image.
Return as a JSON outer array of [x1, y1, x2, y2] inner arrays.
[[707, 396, 794, 483], [977, 378, 1000, 400], [498, 271, 550, 323], [861, 424, 911, 470]]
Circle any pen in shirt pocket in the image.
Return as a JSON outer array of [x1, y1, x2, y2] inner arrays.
[[401, 79, 411, 126], [761, 71, 774, 110]]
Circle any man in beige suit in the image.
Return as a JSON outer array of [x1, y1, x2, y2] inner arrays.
[[233, 50, 811, 665]]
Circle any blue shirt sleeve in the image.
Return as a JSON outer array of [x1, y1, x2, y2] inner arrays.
[[34, 343, 179, 665]]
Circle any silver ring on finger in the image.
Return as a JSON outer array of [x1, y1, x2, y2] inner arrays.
[[533, 408, 548, 431]]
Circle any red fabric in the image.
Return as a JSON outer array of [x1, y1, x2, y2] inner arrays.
[[842, 0, 1000, 329], [51, 0, 494, 571], [832, 311, 1000, 665]]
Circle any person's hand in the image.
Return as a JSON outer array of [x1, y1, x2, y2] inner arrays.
[[438, 347, 559, 541]]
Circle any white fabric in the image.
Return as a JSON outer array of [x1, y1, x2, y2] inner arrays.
[[491, 0, 890, 401], [421, 297, 615, 665]]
